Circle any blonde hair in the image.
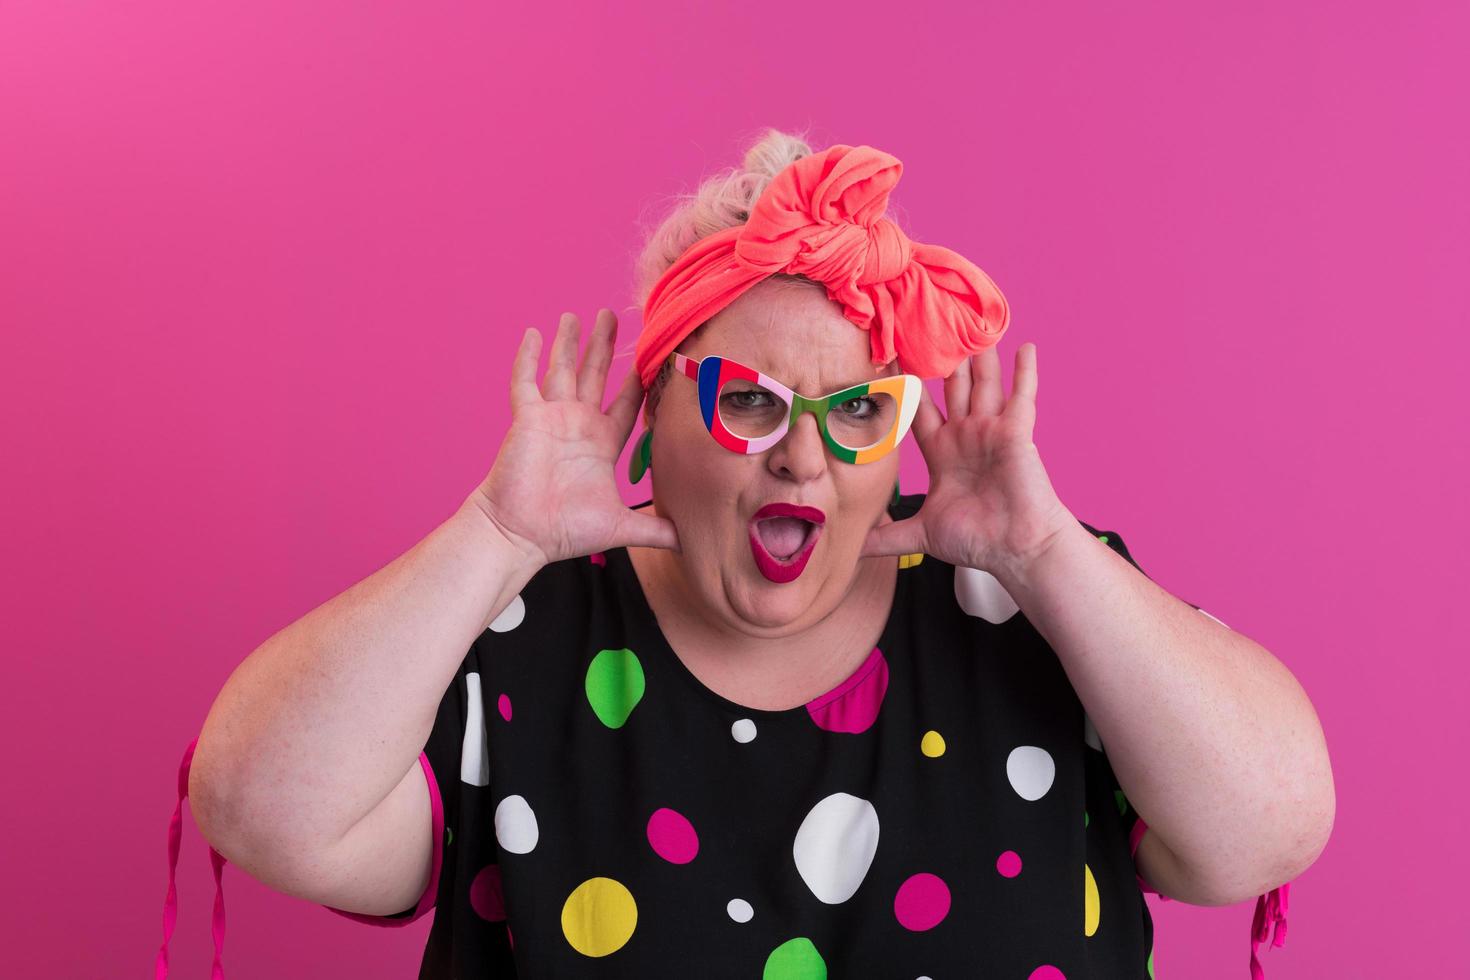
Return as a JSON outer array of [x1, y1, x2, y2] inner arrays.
[[622, 127, 826, 425]]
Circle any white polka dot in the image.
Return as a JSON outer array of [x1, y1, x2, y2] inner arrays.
[[793, 792, 880, 904], [1083, 711, 1102, 753], [488, 593, 525, 632], [731, 718, 757, 743], [494, 795, 539, 854], [953, 565, 1019, 623], [1198, 606, 1230, 629], [461, 673, 490, 786], [726, 898, 753, 923], [1006, 745, 1056, 801]]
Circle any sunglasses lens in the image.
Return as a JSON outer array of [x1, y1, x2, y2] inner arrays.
[[827, 391, 899, 451], [716, 379, 788, 440]]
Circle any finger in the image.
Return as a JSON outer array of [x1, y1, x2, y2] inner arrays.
[[942, 356, 972, 421], [606, 364, 647, 443], [910, 381, 945, 446], [971, 344, 1005, 416], [619, 510, 682, 552], [509, 327, 545, 412], [1006, 342, 1038, 425], [577, 308, 616, 405], [861, 515, 924, 558], [542, 312, 581, 400]]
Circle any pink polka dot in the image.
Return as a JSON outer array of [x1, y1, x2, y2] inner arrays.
[[996, 850, 1022, 878], [1028, 967, 1066, 980], [806, 646, 889, 734], [497, 693, 512, 722], [589, 552, 606, 566], [507, 922, 514, 950], [893, 872, 950, 931], [469, 864, 506, 921], [646, 807, 699, 864]]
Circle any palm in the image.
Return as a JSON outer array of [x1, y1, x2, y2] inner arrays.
[[470, 310, 678, 566], [863, 342, 1074, 577]]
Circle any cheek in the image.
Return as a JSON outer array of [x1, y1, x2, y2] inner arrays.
[[845, 465, 899, 504], [832, 469, 898, 535], [654, 430, 742, 511]]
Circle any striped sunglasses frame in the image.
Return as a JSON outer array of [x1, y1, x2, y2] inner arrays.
[[667, 352, 922, 464]]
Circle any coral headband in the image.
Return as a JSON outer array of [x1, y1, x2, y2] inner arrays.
[[634, 143, 1012, 390]]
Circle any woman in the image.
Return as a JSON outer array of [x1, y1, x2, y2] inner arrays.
[[160, 131, 1330, 978]]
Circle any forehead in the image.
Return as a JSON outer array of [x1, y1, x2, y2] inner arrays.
[[683, 278, 897, 390]]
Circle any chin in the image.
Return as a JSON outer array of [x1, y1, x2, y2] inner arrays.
[[728, 580, 819, 630], [730, 540, 834, 619]]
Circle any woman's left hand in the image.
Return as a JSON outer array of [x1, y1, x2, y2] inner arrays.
[[862, 342, 1077, 579]]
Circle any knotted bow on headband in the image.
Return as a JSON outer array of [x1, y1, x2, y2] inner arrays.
[[634, 143, 1012, 390]]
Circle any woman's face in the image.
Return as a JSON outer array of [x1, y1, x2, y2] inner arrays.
[[647, 277, 902, 635]]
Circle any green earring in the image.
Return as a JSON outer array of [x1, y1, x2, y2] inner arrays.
[[891, 479, 901, 508], [628, 429, 654, 484]]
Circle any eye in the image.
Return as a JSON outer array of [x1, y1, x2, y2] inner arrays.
[[838, 396, 879, 418], [721, 390, 776, 410]]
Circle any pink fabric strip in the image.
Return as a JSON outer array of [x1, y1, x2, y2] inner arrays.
[[156, 737, 226, 979], [1250, 882, 1290, 980], [1131, 816, 1293, 979], [1128, 816, 1173, 901], [157, 739, 445, 979]]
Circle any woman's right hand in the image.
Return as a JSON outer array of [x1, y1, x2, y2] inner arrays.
[[464, 308, 680, 567]]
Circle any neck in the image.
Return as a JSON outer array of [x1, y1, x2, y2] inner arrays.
[[626, 502, 898, 709]]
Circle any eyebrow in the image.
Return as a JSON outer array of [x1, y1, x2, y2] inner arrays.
[[725, 355, 893, 392], [831, 367, 901, 390], [793, 374, 893, 395]]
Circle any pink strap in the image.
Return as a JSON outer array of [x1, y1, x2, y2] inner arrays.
[[1250, 883, 1290, 980], [158, 736, 444, 976], [156, 737, 227, 979], [1131, 817, 1293, 978], [1128, 816, 1173, 902]]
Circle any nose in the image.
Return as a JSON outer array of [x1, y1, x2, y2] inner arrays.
[[766, 409, 828, 482]]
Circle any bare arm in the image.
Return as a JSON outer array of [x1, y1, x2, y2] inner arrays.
[[1001, 520, 1335, 905], [185, 310, 678, 915], [187, 501, 541, 900]]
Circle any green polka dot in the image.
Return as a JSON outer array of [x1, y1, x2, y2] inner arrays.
[[1097, 534, 1109, 544], [446, 827, 453, 845], [763, 937, 826, 980], [1084, 808, 1090, 828], [585, 647, 646, 729], [1148, 947, 1155, 978], [1115, 789, 1129, 816]]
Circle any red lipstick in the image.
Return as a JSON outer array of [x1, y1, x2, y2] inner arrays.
[[748, 503, 826, 583]]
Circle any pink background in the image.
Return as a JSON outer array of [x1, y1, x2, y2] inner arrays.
[[1, 2, 1462, 977]]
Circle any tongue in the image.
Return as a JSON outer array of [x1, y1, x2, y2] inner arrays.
[[756, 517, 810, 559]]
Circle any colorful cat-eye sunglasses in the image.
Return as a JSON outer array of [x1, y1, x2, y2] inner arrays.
[[667, 352, 923, 464]]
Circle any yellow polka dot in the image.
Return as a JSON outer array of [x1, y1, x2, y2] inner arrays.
[[920, 730, 946, 758], [898, 552, 925, 568], [561, 877, 637, 957], [1084, 863, 1100, 936]]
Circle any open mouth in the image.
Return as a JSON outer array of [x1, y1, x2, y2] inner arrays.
[[747, 503, 826, 583], [753, 517, 818, 560]]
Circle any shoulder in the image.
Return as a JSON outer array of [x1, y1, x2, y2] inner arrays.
[[518, 549, 621, 606], [471, 552, 611, 652], [896, 490, 1138, 573], [890, 492, 1138, 625]]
